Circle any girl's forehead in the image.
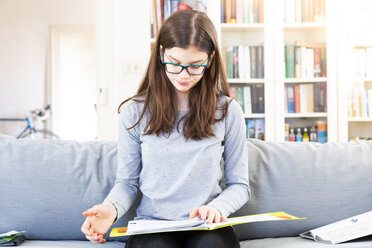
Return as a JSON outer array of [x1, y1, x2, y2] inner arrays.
[[165, 46, 208, 62]]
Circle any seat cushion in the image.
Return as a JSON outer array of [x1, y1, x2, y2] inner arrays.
[[232, 139, 372, 240], [8, 240, 125, 248], [240, 236, 372, 248], [0, 134, 137, 241]]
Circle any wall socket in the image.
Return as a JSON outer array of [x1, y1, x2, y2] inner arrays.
[[121, 62, 145, 75]]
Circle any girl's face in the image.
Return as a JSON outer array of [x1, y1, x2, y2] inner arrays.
[[161, 46, 212, 99]]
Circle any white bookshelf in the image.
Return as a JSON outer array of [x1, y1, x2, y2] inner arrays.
[[337, 0, 372, 142], [145, 0, 339, 142]]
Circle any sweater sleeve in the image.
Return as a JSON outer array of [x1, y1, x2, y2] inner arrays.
[[104, 101, 142, 221], [207, 99, 251, 217]]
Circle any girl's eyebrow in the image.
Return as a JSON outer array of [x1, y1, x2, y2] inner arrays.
[[168, 54, 206, 64]]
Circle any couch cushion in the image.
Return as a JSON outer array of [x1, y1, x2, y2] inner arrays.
[[9, 240, 125, 248], [233, 139, 372, 240], [240, 236, 372, 248], [0, 134, 137, 241]]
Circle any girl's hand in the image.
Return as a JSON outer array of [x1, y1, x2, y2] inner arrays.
[[189, 205, 228, 224], [81, 202, 117, 244]]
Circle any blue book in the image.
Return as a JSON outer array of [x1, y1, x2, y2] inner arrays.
[[170, 0, 179, 14], [246, 119, 256, 139], [286, 85, 295, 113], [164, 0, 171, 20]]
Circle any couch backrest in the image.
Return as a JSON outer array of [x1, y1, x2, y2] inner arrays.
[[0, 134, 136, 241], [232, 139, 372, 240], [2, 135, 372, 241]]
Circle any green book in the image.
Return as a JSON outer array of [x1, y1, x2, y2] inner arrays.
[[227, 46, 234, 78], [285, 45, 295, 78], [236, 87, 245, 112]]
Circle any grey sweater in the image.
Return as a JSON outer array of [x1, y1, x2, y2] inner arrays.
[[105, 95, 250, 221]]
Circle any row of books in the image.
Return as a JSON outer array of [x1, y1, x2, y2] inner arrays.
[[223, 45, 264, 79], [285, 41, 327, 79], [283, 0, 326, 23], [284, 121, 327, 143], [352, 48, 372, 78], [151, 0, 207, 37], [221, 0, 264, 24], [285, 83, 327, 113], [230, 84, 265, 114], [348, 84, 372, 119], [246, 119, 265, 140]]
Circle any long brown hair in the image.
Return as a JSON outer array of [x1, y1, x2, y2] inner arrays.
[[118, 10, 231, 140]]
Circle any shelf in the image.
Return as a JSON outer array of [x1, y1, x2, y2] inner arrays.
[[283, 23, 326, 31], [244, 114, 265, 119], [284, 78, 327, 83], [228, 78, 265, 84], [348, 118, 372, 122], [221, 23, 264, 31], [285, 113, 327, 118]]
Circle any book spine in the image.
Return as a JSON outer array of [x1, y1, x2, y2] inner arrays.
[[286, 85, 295, 113], [257, 46, 264, 79], [238, 45, 244, 79], [255, 119, 265, 140], [236, 87, 245, 112], [294, 84, 301, 113], [257, 83, 264, 113], [247, 119, 256, 138], [244, 86, 252, 114], [258, 0, 264, 23], [300, 84, 307, 113], [320, 47, 327, 77], [233, 46, 239, 78], [295, 47, 301, 78], [170, 0, 179, 14], [245, 45, 251, 79], [244, 0, 250, 23], [250, 46, 257, 78], [313, 48, 321, 77], [251, 84, 258, 113], [286, 45, 295, 78], [227, 46, 234, 78], [221, 0, 226, 23], [314, 83, 320, 112], [306, 84, 314, 113], [231, 0, 237, 23], [226, 0, 232, 23], [254, 0, 259, 23], [236, 0, 244, 23]]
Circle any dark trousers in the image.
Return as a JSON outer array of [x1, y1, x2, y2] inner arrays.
[[125, 226, 240, 248]]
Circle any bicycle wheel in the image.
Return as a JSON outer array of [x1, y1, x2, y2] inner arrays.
[[19, 129, 59, 139]]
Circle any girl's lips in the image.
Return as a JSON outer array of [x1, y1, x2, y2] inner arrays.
[[178, 81, 189, 86]]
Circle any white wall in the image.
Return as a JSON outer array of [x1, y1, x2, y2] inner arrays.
[[0, 0, 94, 137]]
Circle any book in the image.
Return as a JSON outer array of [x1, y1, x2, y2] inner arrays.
[[286, 84, 295, 113], [255, 119, 265, 140], [285, 45, 295, 78], [247, 119, 256, 138], [300, 210, 372, 245], [0, 230, 26, 245], [110, 211, 305, 237]]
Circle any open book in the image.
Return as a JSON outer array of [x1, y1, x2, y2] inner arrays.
[[300, 210, 372, 244], [110, 211, 305, 237]]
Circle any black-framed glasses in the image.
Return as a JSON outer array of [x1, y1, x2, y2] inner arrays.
[[161, 48, 210, 76]]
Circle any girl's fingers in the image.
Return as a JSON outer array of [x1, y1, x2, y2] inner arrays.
[[207, 211, 215, 224], [214, 211, 221, 223], [200, 207, 208, 220], [189, 208, 198, 219]]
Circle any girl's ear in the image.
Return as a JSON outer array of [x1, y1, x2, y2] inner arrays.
[[208, 51, 215, 68], [159, 45, 163, 62]]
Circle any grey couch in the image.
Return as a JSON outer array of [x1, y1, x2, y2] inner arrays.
[[1, 133, 372, 247]]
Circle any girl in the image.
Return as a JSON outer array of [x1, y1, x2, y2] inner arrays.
[[81, 9, 250, 248]]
